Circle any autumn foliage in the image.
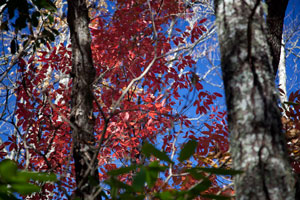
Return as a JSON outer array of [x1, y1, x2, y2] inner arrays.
[[0, 0, 237, 199]]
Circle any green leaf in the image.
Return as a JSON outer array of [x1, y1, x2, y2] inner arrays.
[[0, 159, 18, 182], [132, 167, 146, 192], [119, 193, 145, 200], [190, 178, 211, 194], [48, 15, 54, 23], [105, 177, 134, 192], [0, 192, 19, 200], [148, 161, 168, 171], [146, 161, 167, 188], [191, 167, 243, 176], [0, 185, 10, 194], [178, 140, 197, 162], [185, 168, 206, 180], [142, 142, 173, 164], [18, 171, 57, 182], [145, 168, 157, 189], [284, 101, 300, 106], [32, 0, 56, 12], [107, 165, 137, 176], [11, 183, 40, 195], [158, 191, 173, 200], [7, 174, 28, 183]]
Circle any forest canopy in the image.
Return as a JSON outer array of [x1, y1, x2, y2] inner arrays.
[[0, 0, 300, 199]]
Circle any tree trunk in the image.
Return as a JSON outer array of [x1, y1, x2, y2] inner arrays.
[[265, 0, 289, 75], [214, 0, 295, 199], [67, 0, 100, 199], [278, 38, 287, 105]]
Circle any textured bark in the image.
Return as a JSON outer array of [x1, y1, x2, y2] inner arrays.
[[214, 0, 295, 199], [67, 0, 100, 199], [278, 38, 287, 105], [265, 0, 289, 75]]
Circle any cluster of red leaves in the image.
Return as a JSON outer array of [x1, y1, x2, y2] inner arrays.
[[12, 44, 75, 199], [1, 0, 231, 199], [282, 90, 300, 174]]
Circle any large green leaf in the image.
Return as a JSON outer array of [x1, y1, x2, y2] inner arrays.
[[189, 167, 243, 175], [0, 159, 58, 199], [189, 178, 211, 195], [178, 140, 197, 162], [185, 169, 206, 180], [132, 167, 146, 192], [0, 159, 18, 182], [11, 183, 40, 195], [107, 165, 137, 176], [158, 191, 173, 200], [119, 193, 145, 200], [0, 192, 18, 200], [145, 161, 167, 188], [142, 142, 173, 164], [105, 177, 134, 192], [18, 171, 57, 182]]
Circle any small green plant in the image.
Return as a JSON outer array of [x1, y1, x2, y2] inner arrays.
[[105, 140, 242, 200], [0, 159, 57, 200]]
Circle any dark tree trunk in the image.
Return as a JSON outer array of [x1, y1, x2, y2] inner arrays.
[[67, 0, 100, 199], [214, 0, 295, 199], [265, 0, 289, 75]]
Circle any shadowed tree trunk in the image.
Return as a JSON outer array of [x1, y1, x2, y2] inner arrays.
[[214, 0, 295, 199], [266, 0, 289, 75], [67, 0, 100, 199]]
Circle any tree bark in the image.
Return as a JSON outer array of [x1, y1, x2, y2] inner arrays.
[[214, 0, 295, 199], [278, 38, 287, 106], [265, 0, 289, 75], [67, 0, 100, 199]]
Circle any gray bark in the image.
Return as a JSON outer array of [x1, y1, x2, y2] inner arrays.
[[67, 0, 100, 199], [214, 0, 295, 199]]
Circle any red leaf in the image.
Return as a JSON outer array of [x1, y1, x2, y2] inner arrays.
[[9, 143, 16, 151], [200, 25, 207, 32], [214, 92, 223, 97], [196, 82, 203, 90], [199, 18, 207, 23], [18, 58, 26, 67], [173, 38, 179, 46]]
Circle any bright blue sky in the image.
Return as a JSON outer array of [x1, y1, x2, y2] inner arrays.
[[284, 0, 300, 94]]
